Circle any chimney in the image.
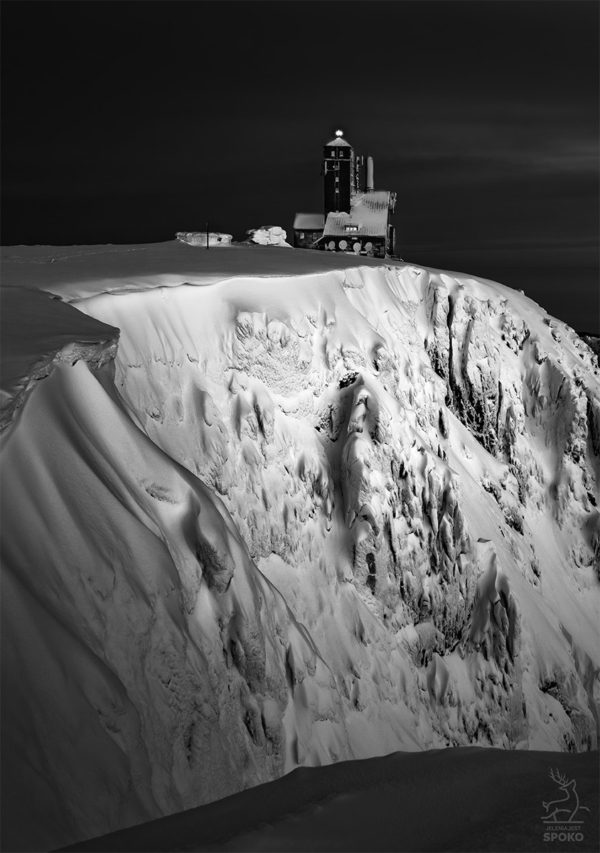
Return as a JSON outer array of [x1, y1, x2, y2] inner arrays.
[[366, 156, 374, 192]]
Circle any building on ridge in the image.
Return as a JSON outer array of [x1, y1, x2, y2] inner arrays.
[[293, 129, 397, 258], [292, 213, 325, 250]]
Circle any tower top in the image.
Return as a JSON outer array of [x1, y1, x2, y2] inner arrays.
[[326, 130, 352, 147]]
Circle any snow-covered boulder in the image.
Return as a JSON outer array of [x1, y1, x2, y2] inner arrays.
[[246, 225, 292, 247]]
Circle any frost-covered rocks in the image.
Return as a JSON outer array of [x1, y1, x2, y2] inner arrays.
[[1, 244, 598, 850], [176, 231, 233, 246], [246, 225, 292, 247]]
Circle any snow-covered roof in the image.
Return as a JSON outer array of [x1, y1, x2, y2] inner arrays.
[[293, 213, 325, 230], [325, 137, 352, 148], [322, 191, 391, 238]]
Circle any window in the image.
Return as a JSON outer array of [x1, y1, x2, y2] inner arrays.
[[330, 150, 336, 157], [345, 225, 359, 232]]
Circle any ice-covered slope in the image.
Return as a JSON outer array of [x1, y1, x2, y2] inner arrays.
[[1, 243, 599, 851]]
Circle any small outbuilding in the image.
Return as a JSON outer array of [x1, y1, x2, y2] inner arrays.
[[292, 213, 325, 249]]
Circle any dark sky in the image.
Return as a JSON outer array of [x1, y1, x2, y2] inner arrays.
[[2, 1, 598, 331]]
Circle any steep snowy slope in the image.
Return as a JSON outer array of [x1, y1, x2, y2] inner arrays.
[[2, 243, 599, 851], [1, 275, 351, 852]]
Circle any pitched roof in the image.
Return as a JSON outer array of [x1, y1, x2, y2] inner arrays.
[[325, 137, 353, 148], [293, 213, 325, 230], [322, 191, 391, 238]]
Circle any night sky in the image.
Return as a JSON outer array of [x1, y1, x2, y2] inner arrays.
[[2, 1, 598, 332]]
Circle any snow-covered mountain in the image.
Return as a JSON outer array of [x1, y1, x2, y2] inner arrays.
[[1, 242, 598, 851]]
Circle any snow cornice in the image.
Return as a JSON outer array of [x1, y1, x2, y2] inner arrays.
[[0, 285, 119, 430]]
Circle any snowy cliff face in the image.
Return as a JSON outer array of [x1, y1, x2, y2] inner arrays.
[[1, 246, 599, 850]]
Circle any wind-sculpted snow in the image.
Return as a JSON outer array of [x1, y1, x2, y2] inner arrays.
[[73, 260, 598, 747], [1, 328, 350, 850], [1, 246, 599, 850]]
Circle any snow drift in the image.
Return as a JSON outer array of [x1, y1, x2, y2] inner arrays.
[[1, 242, 598, 851], [58, 748, 599, 853]]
